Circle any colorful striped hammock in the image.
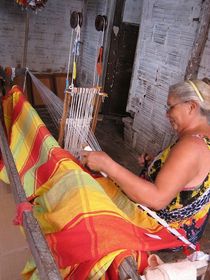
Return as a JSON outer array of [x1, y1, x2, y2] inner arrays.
[[0, 86, 186, 279]]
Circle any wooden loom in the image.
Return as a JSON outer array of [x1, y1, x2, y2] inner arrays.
[[56, 11, 108, 152], [58, 86, 107, 149]]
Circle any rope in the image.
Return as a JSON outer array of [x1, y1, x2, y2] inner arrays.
[[137, 204, 196, 250], [71, 20, 81, 84], [66, 28, 74, 89]]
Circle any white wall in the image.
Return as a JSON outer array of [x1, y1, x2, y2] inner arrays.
[[1, 1, 209, 153], [0, 0, 83, 72], [78, 0, 114, 87], [0, 0, 112, 85], [123, 0, 143, 24], [127, 0, 205, 155], [198, 28, 210, 79]]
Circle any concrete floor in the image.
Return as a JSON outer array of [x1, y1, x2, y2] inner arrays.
[[95, 115, 140, 174], [0, 181, 30, 280]]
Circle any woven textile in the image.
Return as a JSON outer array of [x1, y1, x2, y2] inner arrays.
[[0, 86, 188, 279]]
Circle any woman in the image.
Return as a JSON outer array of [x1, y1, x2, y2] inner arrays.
[[82, 79, 210, 244]]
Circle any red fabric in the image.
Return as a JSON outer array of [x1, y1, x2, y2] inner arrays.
[[13, 202, 33, 225], [46, 214, 185, 269], [97, 47, 103, 77]]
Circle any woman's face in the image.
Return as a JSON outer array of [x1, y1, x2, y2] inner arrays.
[[166, 95, 189, 133]]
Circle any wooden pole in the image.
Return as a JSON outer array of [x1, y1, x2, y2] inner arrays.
[[91, 94, 102, 133], [58, 92, 71, 146], [185, 0, 210, 80], [22, 12, 29, 68]]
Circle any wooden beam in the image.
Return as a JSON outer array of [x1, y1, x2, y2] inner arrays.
[[22, 12, 29, 68], [91, 94, 102, 133], [185, 0, 210, 79], [58, 92, 71, 147]]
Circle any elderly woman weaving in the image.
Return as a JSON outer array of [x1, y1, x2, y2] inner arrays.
[[1, 81, 209, 279], [82, 79, 210, 245]]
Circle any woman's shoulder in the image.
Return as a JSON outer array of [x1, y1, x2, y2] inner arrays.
[[178, 133, 210, 144], [171, 134, 209, 156]]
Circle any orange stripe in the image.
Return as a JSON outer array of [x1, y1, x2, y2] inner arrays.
[[19, 125, 50, 178]]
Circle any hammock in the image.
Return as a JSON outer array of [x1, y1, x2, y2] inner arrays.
[[0, 86, 207, 279]]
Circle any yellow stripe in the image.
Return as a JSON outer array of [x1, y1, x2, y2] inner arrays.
[[188, 80, 204, 102]]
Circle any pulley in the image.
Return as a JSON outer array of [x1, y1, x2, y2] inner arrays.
[[95, 15, 107, 31], [70, 11, 83, 29]]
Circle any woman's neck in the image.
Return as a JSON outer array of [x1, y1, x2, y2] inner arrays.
[[179, 117, 210, 138]]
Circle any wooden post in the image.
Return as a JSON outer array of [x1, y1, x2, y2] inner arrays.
[[185, 0, 210, 80], [58, 92, 71, 146], [91, 92, 108, 133], [91, 94, 102, 133], [22, 12, 29, 68]]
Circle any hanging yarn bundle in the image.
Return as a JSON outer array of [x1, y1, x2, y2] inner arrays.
[[16, 0, 47, 11]]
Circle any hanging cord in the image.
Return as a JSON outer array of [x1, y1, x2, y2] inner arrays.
[[93, 39, 99, 87], [60, 13, 104, 154], [23, 67, 29, 93], [71, 17, 81, 87], [138, 204, 196, 251], [66, 28, 74, 90], [59, 15, 81, 146]]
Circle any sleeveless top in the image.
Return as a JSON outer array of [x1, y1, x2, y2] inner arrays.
[[146, 136, 210, 244]]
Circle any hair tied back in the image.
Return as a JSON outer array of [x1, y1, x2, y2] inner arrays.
[[187, 80, 204, 102]]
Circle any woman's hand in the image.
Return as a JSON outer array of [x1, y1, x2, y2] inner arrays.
[[81, 150, 113, 173], [138, 153, 153, 167]]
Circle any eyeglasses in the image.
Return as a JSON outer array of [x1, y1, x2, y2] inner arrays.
[[164, 101, 187, 113]]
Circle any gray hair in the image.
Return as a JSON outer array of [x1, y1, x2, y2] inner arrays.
[[169, 79, 210, 116]]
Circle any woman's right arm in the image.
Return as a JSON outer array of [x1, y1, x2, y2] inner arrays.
[[82, 136, 207, 210]]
